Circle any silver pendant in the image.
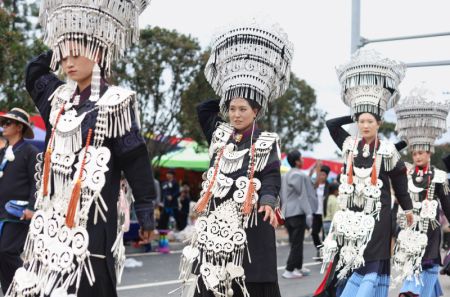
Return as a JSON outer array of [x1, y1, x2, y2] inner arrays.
[[362, 143, 370, 158], [415, 176, 423, 183]]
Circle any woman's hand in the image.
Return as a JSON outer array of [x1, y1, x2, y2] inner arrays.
[[258, 205, 278, 228]]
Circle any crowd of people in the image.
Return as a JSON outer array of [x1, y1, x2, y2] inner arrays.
[[0, 1, 450, 297]]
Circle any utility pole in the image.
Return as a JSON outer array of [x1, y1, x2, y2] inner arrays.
[[350, 0, 450, 67]]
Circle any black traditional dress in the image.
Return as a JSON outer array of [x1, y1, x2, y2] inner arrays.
[[323, 116, 413, 297], [180, 100, 281, 297], [6, 51, 156, 297], [395, 164, 450, 297]]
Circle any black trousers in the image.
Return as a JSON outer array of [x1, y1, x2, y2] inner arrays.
[[312, 214, 323, 249], [285, 214, 306, 272], [0, 222, 28, 294]]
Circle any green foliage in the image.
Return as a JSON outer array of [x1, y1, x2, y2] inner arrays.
[[0, 1, 48, 112], [178, 50, 218, 146], [113, 26, 201, 159], [379, 121, 397, 139], [261, 73, 326, 151]]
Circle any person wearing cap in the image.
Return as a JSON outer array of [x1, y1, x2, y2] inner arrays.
[[392, 85, 450, 297], [281, 150, 317, 279], [159, 170, 180, 230], [319, 50, 413, 297], [7, 1, 156, 296], [310, 162, 331, 260], [0, 108, 39, 294], [179, 21, 293, 297]]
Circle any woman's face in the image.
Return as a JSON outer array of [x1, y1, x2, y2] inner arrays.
[[357, 113, 380, 140], [412, 150, 431, 168], [60, 41, 97, 88], [228, 98, 258, 131]]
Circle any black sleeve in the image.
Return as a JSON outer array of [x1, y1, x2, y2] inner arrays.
[[436, 183, 450, 222], [326, 116, 353, 150], [113, 114, 156, 231], [442, 153, 450, 173], [388, 160, 413, 211], [25, 51, 64, 125], [394, 140, 407, 152], [119, 145, 156, 231], [258, 144, 281, 209], [196, 99, 224, 145], [26, 146, 39, 211]]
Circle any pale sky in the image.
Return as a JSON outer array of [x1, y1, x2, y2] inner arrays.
[[140, 0, 450, 159]]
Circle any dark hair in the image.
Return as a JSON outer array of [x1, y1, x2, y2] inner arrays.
[[328, 182, 339, 194], [287, 150, 302, 167], [225, 98, 261, 111], [320, 165, 330, 176], [355, 112, 381, 122]]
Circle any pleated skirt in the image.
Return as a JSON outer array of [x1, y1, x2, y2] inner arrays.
[[193, 277, 281, 297], [400, 264, 443, 297], [339, 260, 390, 297]]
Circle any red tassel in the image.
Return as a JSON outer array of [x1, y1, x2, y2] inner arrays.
[[43, 148, 52, 197], [313, 261, 334, 296], [66, 179, 81, 228]]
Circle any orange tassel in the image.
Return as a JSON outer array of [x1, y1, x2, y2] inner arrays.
[[347, 159, 353, 185], [370, 160, 377, 186], [65, 128, 93, 228], [242, 179, 255, 215], [42, 104, 65, 198], [65, 179, 81, 228], [194, 146, 226, 213], [43, 148, 52, 197], [195, 191, 212, 213]]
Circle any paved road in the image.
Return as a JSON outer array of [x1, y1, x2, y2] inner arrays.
[[117, 233, 450, 297], [118, 240, 322, 297]]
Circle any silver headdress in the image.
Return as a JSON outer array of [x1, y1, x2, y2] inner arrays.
[[395, 85, 450, 152], [39, 0, 151, 72], [337, 49, 406, 119], [204, 20, 294, 119]]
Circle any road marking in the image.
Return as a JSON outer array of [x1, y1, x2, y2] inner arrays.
[[117, 261, 322, 291], [125, 250, 182, 257], [117, 279, 182, 291]]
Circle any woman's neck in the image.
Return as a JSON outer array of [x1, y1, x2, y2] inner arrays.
[[77, 75, 93, 93], [363, 135, 376, 145]]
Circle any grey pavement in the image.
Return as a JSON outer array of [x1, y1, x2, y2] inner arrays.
[[118, 228, 450, 297]]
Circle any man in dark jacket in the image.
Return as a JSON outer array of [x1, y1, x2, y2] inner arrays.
[[0, 108, 38, 294]]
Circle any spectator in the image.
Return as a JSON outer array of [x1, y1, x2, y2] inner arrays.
[[0, 108, 39, 293], [322, 183, 339, 236], [310, 162, 330, 260], [177, 184, 191, 231], [281, 150, 318, 279], [159, 170, 180, 229]]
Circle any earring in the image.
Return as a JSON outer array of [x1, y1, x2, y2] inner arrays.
[[90, 63, 101, 102]]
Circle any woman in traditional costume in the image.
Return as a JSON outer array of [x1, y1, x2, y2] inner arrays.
[[6, 1, 156, 296], [321, 49, 413, 297], [393, 85, 450, 297], [179, 21, 293, 297]]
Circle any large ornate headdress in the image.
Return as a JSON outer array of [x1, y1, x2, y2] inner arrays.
[[395, 85, 450, 152], [39, 0, 150, 73], [337, 49, 406, 119], [204, 20, 294, 119]]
